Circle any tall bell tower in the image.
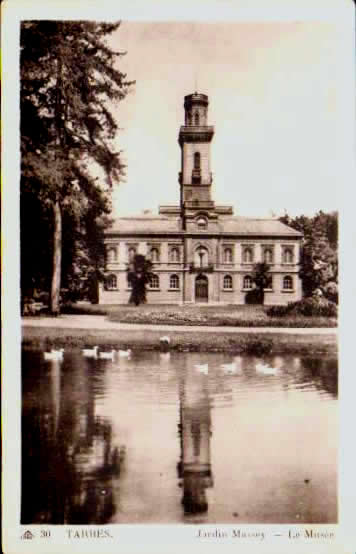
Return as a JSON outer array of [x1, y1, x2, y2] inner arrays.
[[160, 92, 232, 225], [178, 93, 215, 213]]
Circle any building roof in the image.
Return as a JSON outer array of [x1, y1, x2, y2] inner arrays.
[[218, 217, 302, 236], [105, 214, 302, 238], [107, 214, 181, 234]]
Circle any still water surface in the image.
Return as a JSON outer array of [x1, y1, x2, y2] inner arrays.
[[22, 348, 337, 524]]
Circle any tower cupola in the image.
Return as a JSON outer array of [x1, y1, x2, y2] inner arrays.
[[184, 93, 209, 126]]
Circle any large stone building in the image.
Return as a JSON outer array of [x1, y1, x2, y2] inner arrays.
[[100, 92, 302, 305]]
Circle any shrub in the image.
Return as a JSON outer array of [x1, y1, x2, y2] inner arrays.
[[323, 282, 338, 304], [265, 305, 289, 317], [266, 297, 337, 318]]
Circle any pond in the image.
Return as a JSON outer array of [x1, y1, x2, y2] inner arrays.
[[21, 347, 337, 525]]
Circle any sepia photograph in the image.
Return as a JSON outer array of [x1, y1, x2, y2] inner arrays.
[[20, 17, 339, 525], [2, 1, 355, 553]]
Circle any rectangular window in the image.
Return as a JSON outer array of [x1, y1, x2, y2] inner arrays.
[[262, 246, 274, 265], [282, 245, 295, 264], [127, 244, 138, 262], [222, 245, 234, 264], [242, 245, 254, 264]]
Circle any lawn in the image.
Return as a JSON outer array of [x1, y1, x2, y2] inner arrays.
[[61, 302, 337, 328]]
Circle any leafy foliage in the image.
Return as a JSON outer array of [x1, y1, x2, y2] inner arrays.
[[126, 254, 153, 306], [266, 297, 337, 318], [21, 21, 134, 312], [250, 262, 271, 304], [280, 211, 338, 301]]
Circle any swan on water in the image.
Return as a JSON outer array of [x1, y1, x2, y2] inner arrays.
[[99, 349, 116, 360], [82, 346, 99, 358]]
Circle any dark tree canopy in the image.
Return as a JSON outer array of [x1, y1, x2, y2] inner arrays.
[[126, 254, 153, 306], [21, 21, 134, 312], [280, 211, 338, 302], [252, 262, 271, 304]]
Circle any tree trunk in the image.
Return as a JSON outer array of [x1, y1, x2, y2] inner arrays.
[[50, 199, 62, 315]]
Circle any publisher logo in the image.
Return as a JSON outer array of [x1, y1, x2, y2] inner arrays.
[[21, 530, 35, 540]]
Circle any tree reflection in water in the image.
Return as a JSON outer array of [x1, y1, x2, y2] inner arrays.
[[21, 353, 124, 524], [300, 357, 338, 397], [22, 348, 338, 524]]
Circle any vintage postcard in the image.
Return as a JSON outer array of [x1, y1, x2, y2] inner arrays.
[[2, 0, 356, 553]]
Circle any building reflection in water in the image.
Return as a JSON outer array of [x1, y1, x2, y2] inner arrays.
[[177, 360, 213, 515], [21, 351, 124, 524]]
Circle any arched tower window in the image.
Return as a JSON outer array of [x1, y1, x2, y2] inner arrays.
[[194, 152, 201, 170], [194, 112, 200, 126]]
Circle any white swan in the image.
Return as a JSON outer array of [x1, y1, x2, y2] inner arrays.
[[44, 349, 64, 361], [255, 362, 279, 376], [82, 346, 99, 358], [52, 348, 64, 356], [194, 363, 208, 375], [118, 349, 132, 357], [99, 349, 116, 360], [220, 362, 239, 374]]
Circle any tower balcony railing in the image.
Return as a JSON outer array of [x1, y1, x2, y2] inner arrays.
[[184, 200, 215, 209], [180, 125, 214, 133], [189, 263, 214, 273], [178, 126, 214, 145]]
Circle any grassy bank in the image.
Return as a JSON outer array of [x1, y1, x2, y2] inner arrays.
[[61, 302, 337, 328], [22, 325, 337, 356]]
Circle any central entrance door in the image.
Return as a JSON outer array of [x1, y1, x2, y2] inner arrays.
[[195, 274, 208, 303]]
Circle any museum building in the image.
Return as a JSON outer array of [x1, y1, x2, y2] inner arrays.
[[100, 92, 303, 305]]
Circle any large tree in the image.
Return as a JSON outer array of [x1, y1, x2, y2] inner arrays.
[[280, 211, 338, 301], [21, 21, 134, 314]]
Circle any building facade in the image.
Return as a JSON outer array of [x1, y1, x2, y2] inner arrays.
[[100, 93, 302, 305]]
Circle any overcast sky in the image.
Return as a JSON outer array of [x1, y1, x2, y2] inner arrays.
[[108, 19, 351, 219]]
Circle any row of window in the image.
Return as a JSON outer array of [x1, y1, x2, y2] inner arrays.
[[106, 274, 295, 291], [107, 246, 181, 264], [107, 245, 295, 265], [222, 246, 294, 264], [224, 275, 294, 290], [106, 273, 179, 290]]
